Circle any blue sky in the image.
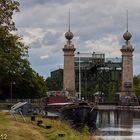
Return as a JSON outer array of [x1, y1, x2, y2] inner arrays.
[[13, 0, 140, 78]]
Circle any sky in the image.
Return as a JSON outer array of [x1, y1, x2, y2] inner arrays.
[[13, 0, 140, 78]]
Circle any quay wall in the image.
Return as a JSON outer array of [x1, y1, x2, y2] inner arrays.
[[98, 105, 140, 111]]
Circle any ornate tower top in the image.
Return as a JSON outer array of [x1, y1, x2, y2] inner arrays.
[[123, 31, 132, 41], [65, 30, 74, 40], [63, 9, 75, 51], [65, 9, 74, 41], [123, 10, 132, 41], [121, 10, 134, 51]]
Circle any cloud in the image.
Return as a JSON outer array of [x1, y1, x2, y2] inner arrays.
[[84, 34, 121, 57], [13, 0, 140, 77], [40, 55, 49, 60]]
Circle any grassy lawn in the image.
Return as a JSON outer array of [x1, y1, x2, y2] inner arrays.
[[0, 111, 96, 140]]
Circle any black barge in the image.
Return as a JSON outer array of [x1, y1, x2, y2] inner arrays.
[[60, 102, 98, 127]]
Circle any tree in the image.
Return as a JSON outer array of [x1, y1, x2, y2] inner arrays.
[[45, 77, 62, 91], [134, 74, 140, 96], [0, 27, 28, 76], [0, 0, 27, 80], [0, 0, 47, 99], [13, 67, 47, 99], [0, 0, 20, 31], [0, 27, 47, 99], [0, 57, 47, 99]]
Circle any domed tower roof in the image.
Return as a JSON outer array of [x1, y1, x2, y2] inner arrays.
[[123, 31, 132, 41], [122, 30, 133, 51], [65, 30, 74, 40]]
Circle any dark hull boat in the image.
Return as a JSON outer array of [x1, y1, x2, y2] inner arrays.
[[60, 102, 98, 127], [45, 91, 98, 127]]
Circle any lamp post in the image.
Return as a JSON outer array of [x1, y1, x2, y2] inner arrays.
[[84, 67, 87, 101], [10, 81, 15, 103], [77, 52, 81, 100]]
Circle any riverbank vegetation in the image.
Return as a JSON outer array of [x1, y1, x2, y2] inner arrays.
[[0, 111, 96, 140]]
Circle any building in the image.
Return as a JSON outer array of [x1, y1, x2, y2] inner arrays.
[[50, 68, 63, 90]]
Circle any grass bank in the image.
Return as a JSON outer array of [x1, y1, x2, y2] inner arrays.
[[0, 111, 97, 140]]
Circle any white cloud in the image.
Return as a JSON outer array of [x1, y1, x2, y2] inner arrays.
[[85, 34, 121, 58], [13, 0, 140, 77], [40, 55, 49, 60]]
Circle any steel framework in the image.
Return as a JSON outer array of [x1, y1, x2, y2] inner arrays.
[[75, 52, 122, 102]]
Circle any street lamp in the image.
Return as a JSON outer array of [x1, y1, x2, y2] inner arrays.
[[77, 52, 81, 100], [10, 81, 15, 103], [84, 67, 87, 101]]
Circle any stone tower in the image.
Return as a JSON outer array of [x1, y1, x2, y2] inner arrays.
[[62, 28, 76, 96], [120, 30, 135, 98]]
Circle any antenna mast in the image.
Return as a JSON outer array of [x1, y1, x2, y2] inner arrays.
[[69, 9, 70, 31], [126, 10, 128, 31]]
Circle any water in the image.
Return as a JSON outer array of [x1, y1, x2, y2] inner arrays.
[[96, 110, 140, 140]]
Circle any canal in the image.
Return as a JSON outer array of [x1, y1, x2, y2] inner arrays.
[[96, 110, 140, 140]]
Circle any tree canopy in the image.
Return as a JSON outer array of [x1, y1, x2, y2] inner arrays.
[[0, 0, 47, 99], [134, 74, 140, 96], [0, 0, 19, 30]]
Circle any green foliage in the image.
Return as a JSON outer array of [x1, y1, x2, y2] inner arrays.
[[46, 77, 63, 91], [0, 27, 28, 77], [0, 0, 47, 99], [14, 68, 47, 98], [134, 74, 140, 96], [0, 0, 20, 30], [0, 0, 27, 79], [0, 57, 47, 99]]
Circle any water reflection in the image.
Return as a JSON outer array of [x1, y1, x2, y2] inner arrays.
[[96, 110, 140, 140]]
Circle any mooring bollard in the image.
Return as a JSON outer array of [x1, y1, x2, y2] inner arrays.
[[37, 120, 43, 126], [46, 125, 52, 129], [58, 132, 66, 137], [31, 115, 36, 121]]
